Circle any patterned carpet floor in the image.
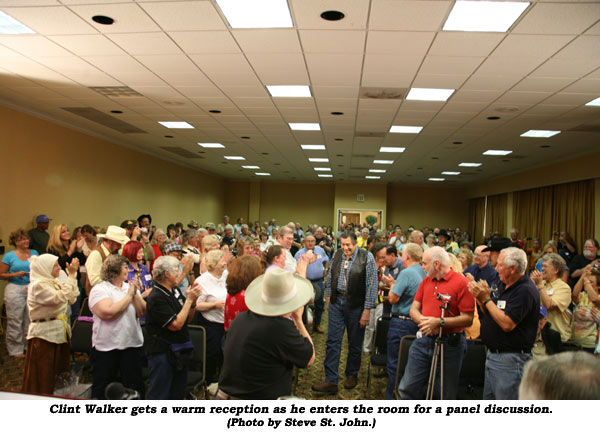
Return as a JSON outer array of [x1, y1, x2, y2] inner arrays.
[[0, 310, 388, 400]]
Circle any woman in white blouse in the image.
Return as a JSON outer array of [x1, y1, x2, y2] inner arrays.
[[193, 249, 227, 383], [89, 255, 146, 399]]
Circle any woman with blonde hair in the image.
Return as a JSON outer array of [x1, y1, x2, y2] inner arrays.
[[47, 224, 86, 271], [199, 234, 220, 274], [193, 249, 228, 383], [22, 254, 80, 394], [457, 248, 474, 271]]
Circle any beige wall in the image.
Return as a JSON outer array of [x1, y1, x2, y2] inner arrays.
[[334, 183, 387, 233], [387, 185, 469, 230]]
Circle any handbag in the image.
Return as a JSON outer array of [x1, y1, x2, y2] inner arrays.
[[167, 340, 195, 371]]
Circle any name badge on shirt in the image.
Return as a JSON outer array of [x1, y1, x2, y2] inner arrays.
[[497, 300, 506, 310], [144, 274, 151, 281], [546, 289, 554, 296]]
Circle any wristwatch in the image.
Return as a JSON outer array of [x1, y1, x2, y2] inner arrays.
[[440, 317, 445, 328], [483, 298, 493, 306]]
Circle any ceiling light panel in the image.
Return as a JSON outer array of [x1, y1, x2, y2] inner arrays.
[[442, 171, 461, 175], [158, 121, 194, 129], [198, 142, 225, 148], [267, 85, 311, 97], [429, 178, 445, 182], [318, 174, 333, 178], [314, 167, 331, 171], [389, 125, 423, 134], [224, 156, 245, 160], [374, 160, 394, 164], [289, 123, 321, 131], [242, 165, 260, 169], [369, 169, 386, 173], [585, 97, 600, 107], [406, 88, 455, 102], [309, 158, 329, 163], [366, 176, 380, 179], [216, 0, 293, 29], [0, 11, 35, 34], [520, 130, 561, 138], [443, 1, 530, 33], [255, 172, 271, 176], [379, 147, 406, 153], [301, 144, 326, 150], [483, 150, 512, 156], [459, 162, 482, 167]]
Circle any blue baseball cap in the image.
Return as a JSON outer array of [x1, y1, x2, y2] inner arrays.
[[36, 214, 51, 223]]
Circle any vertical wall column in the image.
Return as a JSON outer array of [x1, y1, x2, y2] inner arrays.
[[506, 192, 514, 237]]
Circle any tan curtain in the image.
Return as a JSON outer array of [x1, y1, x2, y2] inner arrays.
[[468, 194, 508, 246], [513, 179, 594, 250]]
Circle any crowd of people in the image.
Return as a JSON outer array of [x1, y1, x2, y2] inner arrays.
[[1, 213, 599, 400]]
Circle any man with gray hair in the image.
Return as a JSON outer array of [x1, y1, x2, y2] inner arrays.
[[519, 351, 600, 400], [398, 246, 474, 399], [409, 230, 428, 251], [469, 247, 539, 400]]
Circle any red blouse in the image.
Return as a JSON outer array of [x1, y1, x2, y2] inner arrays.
[[224, 290, 248, 331]]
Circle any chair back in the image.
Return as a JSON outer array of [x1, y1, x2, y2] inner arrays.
[[188, 325, 206, 377], [70, 320, 93, 355]]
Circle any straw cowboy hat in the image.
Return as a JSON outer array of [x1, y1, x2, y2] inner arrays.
[[98, 225, 129, 245], [245, 268, 313, 317]]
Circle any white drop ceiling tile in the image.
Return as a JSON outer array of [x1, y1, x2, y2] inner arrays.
[[168, 31, 240, 54], [47, 35, 125, 56], [135, 54, 201, 74], [450, 90, 503, 104], [189, 53, 253, 74], [365, 31, 435, 55], [156, 72, 211, 86], [34, 55, 97, 75], [544, 92, 599, 105], [232, 30, 301, 53], [562, 78, 600, 93], [107, 33, 182, 55], [299, 30, 366, 53], [209, 72, 262, 86], [442, 101, 488, 113], [2, 6, 97, 35], [0, 71, 38, 87], [0, 0, 58, 5], [174, 85, 225, 98], [513, 76, 576, 92], [492, 34, 573, 59], [369, 0, 451, 31], [363, 54, 422, 79], [312, 86, 358, 98], [67, 72, 122, 87], [513, 3, 600, 35], [110, 71, 165, 86], [138, 1, 226, 31], [525, 104, 575, 116], [272, 98, 316, 109], [0, 35, 72, 57], [311, 71, 362, 86], [305, 53, 363, 75], [554, 36, 600, 60], [412, 74, 468, 89], [421, 56, 485, 76], [220, 86, 269, 98], [358, 98, 401, 112], [291, 0, 369, 29], [477, 56, 545, 76], [190, 97, 237, 109], [586, 22, 600, 35], [11, 85, 65, 99], [130, 86, 184, 101], [83, 55, 149, 74], [232, 97, 275, 108], [246, 53, 308, 82], [256, 69, 310, 85], [315, 98, 357, 110], [495, 91, 552, 105], [532, 58, 599, 79], [1, 57, 70, 82], [462, 74, 520, 92], [69, 4, 161, 33], [431, 32, 505, 57]]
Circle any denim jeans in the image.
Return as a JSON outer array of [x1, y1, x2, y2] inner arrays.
[[385, 317, 418, 399], [398, 333, 467, 399], [324, 296, 365, 384], [483, 351, 532, 400], [311, 279, 325, 326], [146, 352, 188, 400]]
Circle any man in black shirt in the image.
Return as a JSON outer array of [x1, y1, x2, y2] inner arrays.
[[28, 214, 51, 253], [469, 247, 539, 400], [218, 268, 314, 399], [569, 238, 600, 286]]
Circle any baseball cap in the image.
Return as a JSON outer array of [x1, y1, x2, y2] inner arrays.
[[36, 214, 51, 223]]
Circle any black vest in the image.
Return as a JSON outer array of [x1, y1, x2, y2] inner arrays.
[[330, 248, 368, 309]]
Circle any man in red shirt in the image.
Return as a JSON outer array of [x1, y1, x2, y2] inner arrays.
[[398, 246, 475, 399]]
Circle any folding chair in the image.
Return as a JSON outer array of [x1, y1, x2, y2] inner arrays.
[[187, 325, 208, 399], [366, 316, 390, 398], [393, 335, 416, 399], [457, 339, 486, 400]]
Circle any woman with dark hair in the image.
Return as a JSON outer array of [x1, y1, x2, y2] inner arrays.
[[166, 224, 178, 242], [236, 237, 253, 257], [81, 224, 97, 257], [224, 255, 263, 331], [123, 241, 153, 299], [88, 255, 146, 399], [264, 245, 286, 272], [0, 229, 39, 357]]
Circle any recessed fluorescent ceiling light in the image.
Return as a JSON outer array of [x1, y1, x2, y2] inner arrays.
[[224, 156, 245, 160], [406, 88, 455, 102], [0, 11, 35, 34], [443, 1, 530, 32], [216, 0, 293, 29], [374, 160, 394, 165], [520, 130, 561, 138], [198, 142, 224, 148], [380, 147, 406, 153], [318, 174, 333, 178], [429, 178, 445, 182], [255, 172, 271, 176], [585, 97, 600, 107], [309, 158, 329, 163], [459, 162, 482, 167], [242, 165, 260, 169], [389, 126, 423, 134], [158, 121, 194, 129], [301, 144, 326, 150], [289, 123, 320, 131], [267, 85, 311, 98], [442, 171, 461, 175], [369, 169, 386, 173], [483, 150, 513, 156], [314, 168, 331, 171], [366, 176, 380, 180]]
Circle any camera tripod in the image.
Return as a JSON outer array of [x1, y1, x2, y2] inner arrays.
[[425, 297, 450, 400]]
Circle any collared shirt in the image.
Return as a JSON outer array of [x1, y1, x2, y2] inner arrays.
[[325, 247, 378, 310], [479, 274, 539, 352], [391, 264, 426, 316], [86, 244, 111, 287], [464, 263, 499, 287], [383, 257, 403, 280], [294, 246, 329, 281], [127, 263, 152, 292], [542, 278, 572, 342]]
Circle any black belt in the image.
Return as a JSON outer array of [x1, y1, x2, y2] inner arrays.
[[310, 278, 323, 282], [336, 291, 349, 298], [488, 348, 531, 354], [32, 317, 57, 323], [391, 314, 411, 321]]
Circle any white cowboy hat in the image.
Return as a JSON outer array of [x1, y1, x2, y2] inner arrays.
[[245, 268, 313, 317], [98, 225, 129, 245]]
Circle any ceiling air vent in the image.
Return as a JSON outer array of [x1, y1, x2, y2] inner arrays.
[[89, 86, 143, 98], [159, 146, 203, 159], [359, 87, 407, 100], [354, 131, 386, 138], [61, 107, 147, 134]]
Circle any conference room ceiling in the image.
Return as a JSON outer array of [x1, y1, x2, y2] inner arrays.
[[0, 0, 599, 185]]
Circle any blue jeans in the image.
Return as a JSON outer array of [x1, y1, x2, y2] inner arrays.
[[312, 279, 325, 326], [483, 351, 531, 400], [398, 333, 467, 399], [146, 353, 188, 400], [324, 297, 365, 384], [385, 317, 418, 399]]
